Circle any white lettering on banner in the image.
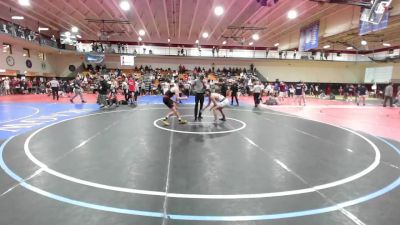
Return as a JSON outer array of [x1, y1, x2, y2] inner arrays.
[[0, 109, 93, 133]]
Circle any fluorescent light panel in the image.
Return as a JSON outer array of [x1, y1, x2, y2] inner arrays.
[[18, 0, 30, 6], [287, 10, 298, 19], [11, 16, 24, 20], [214, 6, 224, 16], [120, 1, 130, 11]]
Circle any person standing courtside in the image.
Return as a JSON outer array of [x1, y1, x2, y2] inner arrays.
[[70, 75, 86, 103], [383, 82, 393, 107], [192, 75, 206, 121], [230, 81, 239, 106], [47, 77, 60, 101], [357, 84, 367, 106], [294, 81, 306, 106], [253, 80, 263, 107]]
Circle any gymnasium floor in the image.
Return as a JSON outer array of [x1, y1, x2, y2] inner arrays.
[[0, 94, 399, 225]]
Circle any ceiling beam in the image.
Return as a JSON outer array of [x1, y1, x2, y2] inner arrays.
[[162, 0, 171, 38], [145, 0, 161, 39], [252, 0, 312, 41], [265, 4, 343, 44], [77, 0, 117, 36], [102, 0, 138, 37], [208, 0, 239, 41], [38, 0, 97, 37], [239, 0, 293, 40], [127, 0, 151, 39], [95, 0, 131, 37], [177, 0, 183, 39], [260, 3, 330, 43], [187, 0, 201, 40], [0, 0, 59, 31], [196, 0, 214, 41], [216, 0, 255, 42]]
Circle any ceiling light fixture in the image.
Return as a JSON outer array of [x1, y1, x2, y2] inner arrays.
[[252, 34, 260, 41], [38, 27, 49, 31], [18, 0, 30, 6], [287, 10, 298, 19], [222, 40, 227, 45], [274, 43, 279, 47], [168, 38, 171, 43], [139, 29, 145, 36], [138, 37, 142, 41], [383, 43, 391, 47], [202, 32, 209, 38], [346, 47, 353, 50], [249, 42, 254, 46], [71, 26, 79, 33], [214, 6, 224, 16], [11, 16, 24, 20], [195, 40, 199, 44], [120, 1, 130, 11], [361, 40, 367, 45], [76, 34, 82, 38], [323, 45, 330, 49]]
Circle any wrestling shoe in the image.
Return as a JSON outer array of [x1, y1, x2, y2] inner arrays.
[[162, 119, 170, 126], [178, 119, 188, 124]]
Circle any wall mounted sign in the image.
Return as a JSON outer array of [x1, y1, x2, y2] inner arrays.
[[6, 56, 15, 66], [26, 59, 32, 68], [69, 65, 76, 72]]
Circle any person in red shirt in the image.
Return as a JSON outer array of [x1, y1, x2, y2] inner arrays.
[[278, 82, 286, 102], [127, 77, 136, 105]]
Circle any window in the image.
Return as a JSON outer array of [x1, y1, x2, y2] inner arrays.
[[2, 43, 12, 54], [23, 48, 30, 57], [38, 52, 46, 61]]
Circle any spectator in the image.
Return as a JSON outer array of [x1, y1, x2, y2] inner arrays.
[[383, 82, 393, 107]]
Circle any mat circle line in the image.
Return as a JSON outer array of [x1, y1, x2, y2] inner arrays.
[[23, 108, 381, 199], [153, 115, 247, 134], [0, 135, 398, 221], [0, 105, 40, 124]]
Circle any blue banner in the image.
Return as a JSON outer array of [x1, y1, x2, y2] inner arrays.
[[299, 21, 320, 52]]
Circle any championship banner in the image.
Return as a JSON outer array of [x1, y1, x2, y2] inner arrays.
[[299, 21, 320, 52]]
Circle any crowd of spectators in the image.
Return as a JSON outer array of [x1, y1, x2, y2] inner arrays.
[[0, 19, 57, 48], [1, 64, 399, 107]]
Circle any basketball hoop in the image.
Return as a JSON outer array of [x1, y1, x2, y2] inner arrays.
[[376, 2, 389, 14]]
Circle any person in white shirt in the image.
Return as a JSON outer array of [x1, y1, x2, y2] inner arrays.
[[121, 78, 128, 102], [47, 77, 60, 100], [3, 78, 10, 95], [203, 89, 229, 122], [252, 81, 263, 107], [162, 80, 170, 95]]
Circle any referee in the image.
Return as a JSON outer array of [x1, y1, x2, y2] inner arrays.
[[192, 75, 206, 121], [47, 77, 60, 101]]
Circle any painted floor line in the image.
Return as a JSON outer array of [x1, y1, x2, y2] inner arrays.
[[21, 109, 381, 199], [0, 106, 40, 124], [162, 118, 175, 225], [1, 114, 400, 221]]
